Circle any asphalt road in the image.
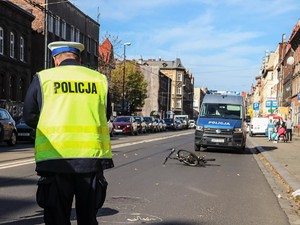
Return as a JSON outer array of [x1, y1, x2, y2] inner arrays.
[[0, 130, 295, 224]]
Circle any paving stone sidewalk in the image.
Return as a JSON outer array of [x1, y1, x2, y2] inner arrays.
[[247, 132, 300, 193]]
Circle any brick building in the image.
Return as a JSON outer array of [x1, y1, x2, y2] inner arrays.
[[1, 0, 100, 118], [0, 1, 35, 118]]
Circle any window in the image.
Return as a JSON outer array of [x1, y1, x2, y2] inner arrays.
[[61, 20, 66, 39], [177, 72, 182, 81], [20, 36, 24, 61], [10, 76, 17, 100], [94, 41, 98, 56], [200, 103, 242, 119], [76, 28, 80, 42], [0, 110, 9, 120], [0, 73, 5, 99], [176, 86, 183, 95], [87, 36, 91, 53], [10, 32, 15, 58], [0, 27, 3, 55], [70, 26, 75, 41], [48, 15, 54, 33], [176, 99, 182, 108], [20, 77, 27, 101], [55, 16, 60, 36]]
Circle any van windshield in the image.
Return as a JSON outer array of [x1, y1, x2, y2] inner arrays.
[[199, 103, 242, 119]]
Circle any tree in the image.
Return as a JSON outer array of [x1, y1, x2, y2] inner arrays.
[[111, 60, 148, 115]]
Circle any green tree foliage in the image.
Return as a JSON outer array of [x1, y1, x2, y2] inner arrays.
[[111, 60, 148, 115]]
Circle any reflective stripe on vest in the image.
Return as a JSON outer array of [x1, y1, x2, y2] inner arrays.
[[35, 65, 112, 162]]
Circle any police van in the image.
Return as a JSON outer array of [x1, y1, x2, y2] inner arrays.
[[195, 93, 247, 153]]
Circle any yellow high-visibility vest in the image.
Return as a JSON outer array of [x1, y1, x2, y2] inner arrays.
[[35, 65, 112, 162]]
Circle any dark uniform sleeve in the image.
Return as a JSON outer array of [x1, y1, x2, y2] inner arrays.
[[106, 91, 112, 121], [23, 75, 42, 129]]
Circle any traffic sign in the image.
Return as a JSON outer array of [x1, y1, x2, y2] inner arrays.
[[253, 102, 260, 110], [265, 100, 278, 109]]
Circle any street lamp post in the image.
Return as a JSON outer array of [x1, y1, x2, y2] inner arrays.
[[167, 79, 170, 116], [122, 42, 131, 115]]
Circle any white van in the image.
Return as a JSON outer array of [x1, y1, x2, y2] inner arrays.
[[249, 117, 269, 136]]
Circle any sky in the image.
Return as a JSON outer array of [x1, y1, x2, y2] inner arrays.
[[72, 0, 300, 93]]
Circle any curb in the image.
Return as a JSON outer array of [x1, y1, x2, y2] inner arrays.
[[255, 145, 300, 193]]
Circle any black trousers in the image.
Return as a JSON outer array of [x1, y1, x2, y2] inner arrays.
[[286, 129, 292, 141], [36, 172, 107, 225]]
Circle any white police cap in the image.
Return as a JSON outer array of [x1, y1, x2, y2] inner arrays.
[[48, 41, 85, 57]]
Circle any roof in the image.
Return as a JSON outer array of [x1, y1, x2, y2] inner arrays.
[[99, 38, 113, 63], [140, 58, 185, 70]]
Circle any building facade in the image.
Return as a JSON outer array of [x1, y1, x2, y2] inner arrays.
[[139, 58, 194, 119], [1, 0, 99, 118], [0, 1, 35, 119], [249, 20, 300, 129]]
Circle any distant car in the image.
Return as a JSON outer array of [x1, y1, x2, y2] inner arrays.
[[134, 116, 147, 134], [154, 118, 163, 132], [175, 119, 183, 130], [164, 118, 176, 130], [160, 119, 167, 131], [143, 116, 158, 133], [0, 108, 17, 146], [113, 116, 138, 135], [188, 119, 195, 129], [16, 118, 36, 142]]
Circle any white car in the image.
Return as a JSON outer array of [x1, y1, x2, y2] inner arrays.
[[188, 119, 195, 128]]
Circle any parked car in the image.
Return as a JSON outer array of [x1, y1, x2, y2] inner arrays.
[[133, 116, 147, 134], [113, 116, 138, 135], [175, 119, 183, 130], [155, 118, 163, 132], [16, 118, 36, 142], [166, 118, 182, 130], [160, 119, 167, 131], [164, 118, 177, 131], [143, 116, 158, 133], [0, 108, 17, 146], [188, 119, 195, 129]]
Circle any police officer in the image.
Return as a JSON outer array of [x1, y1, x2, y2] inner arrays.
[[23, 41, 114, 225]]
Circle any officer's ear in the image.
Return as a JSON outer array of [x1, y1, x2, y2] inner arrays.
[[53, 57, 60, 67]]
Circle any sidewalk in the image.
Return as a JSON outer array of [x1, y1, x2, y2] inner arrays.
[[247, 131, 300, 195]]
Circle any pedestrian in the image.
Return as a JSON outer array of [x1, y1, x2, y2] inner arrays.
[[285, 117, 293, 141], [275, 118, 285, 129], [273, 124, 286, 143], [267, 119, 275, 141], [23, 41, 114, 225]]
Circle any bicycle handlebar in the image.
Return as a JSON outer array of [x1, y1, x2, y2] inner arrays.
[[163, 148, 176, 165]]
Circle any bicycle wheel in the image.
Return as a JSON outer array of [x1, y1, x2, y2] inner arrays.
[[177, 150, 199, 166]]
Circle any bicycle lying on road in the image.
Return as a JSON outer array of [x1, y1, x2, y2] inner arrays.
[[163, 148, 216, 167]]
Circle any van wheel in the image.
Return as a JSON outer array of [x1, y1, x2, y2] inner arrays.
[[7, 131, 17, 146], [239, 146, 246, 153]]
